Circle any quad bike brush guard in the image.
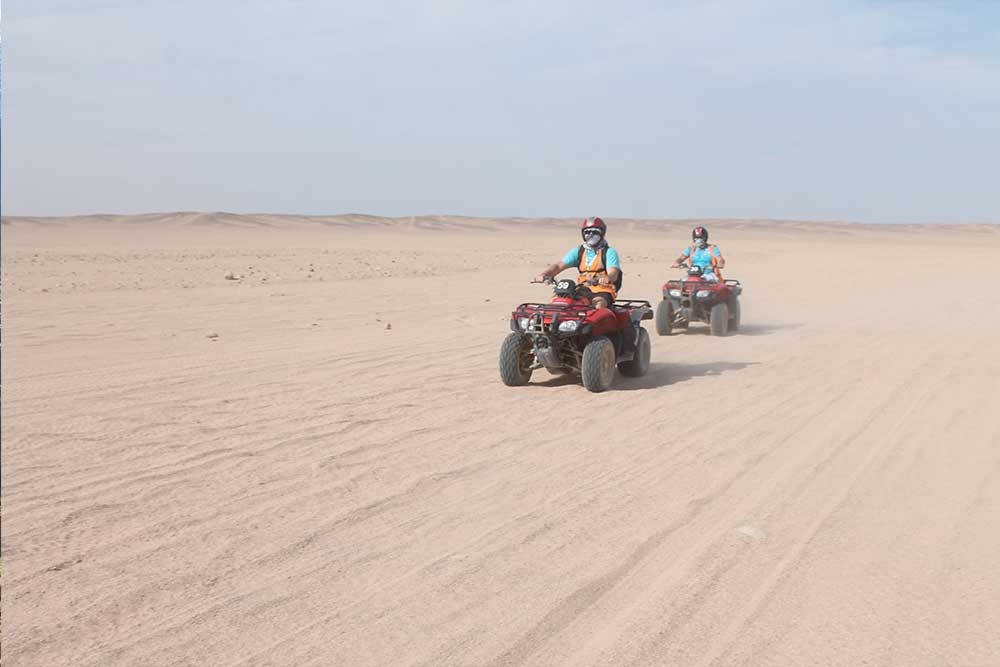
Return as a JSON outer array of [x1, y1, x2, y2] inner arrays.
[[655, 266, 743, 336], [499, 279, 653, 392]]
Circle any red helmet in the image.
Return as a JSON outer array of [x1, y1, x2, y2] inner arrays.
[[581, 217, 606, 240], [692, 226, 709, 243]]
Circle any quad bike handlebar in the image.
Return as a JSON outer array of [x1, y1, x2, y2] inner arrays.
[[531, 276, 602, 286]]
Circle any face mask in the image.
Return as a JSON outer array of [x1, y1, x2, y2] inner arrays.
[[694, 238, 707, 249], [585, 234, 603, 248]]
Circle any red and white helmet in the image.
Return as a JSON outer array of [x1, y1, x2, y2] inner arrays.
[[581, 217, 606, 241]]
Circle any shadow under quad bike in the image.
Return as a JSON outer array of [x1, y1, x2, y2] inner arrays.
[[499, 278, 653, 392], [655, 265, 742, 336]]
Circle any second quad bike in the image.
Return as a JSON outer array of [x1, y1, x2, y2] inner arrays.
[[499, 278, 653, 392], [655, 265, 742, 336]]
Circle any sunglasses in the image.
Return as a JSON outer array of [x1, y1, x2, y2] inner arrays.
[[582, 229, 604, 237]]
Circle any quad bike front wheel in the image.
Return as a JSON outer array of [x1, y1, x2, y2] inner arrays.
[[654, 300, 673, 336], [581, 336, 616, 392], [499, 333, 533, 386], [710, 302, 729, 337], [618, 328, 651, 378]]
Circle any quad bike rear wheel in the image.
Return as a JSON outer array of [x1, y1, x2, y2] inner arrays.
[[710, 302, 729, 337], [618, 328, 651, 377], [499, 333, 533, 386], [654, 300, 673, 336], [728, 297, 741, 333], [581, 336, 616, 392]]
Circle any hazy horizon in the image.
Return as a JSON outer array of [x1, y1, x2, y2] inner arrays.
[[3, 1, 999, 223], [7, 210, 999, 228]]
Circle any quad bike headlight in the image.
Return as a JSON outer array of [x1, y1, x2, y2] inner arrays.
[[669, 289, 681, 298], [695, 290, 710, 298], [557, 320, 579, 333], [518, 317, 530, 330]]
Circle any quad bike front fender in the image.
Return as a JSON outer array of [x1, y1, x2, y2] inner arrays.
[[584, 308, 620, 337]]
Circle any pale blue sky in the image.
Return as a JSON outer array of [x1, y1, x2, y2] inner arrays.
[[3, 1, 999, 222]]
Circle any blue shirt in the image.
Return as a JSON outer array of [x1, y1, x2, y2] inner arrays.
[[562, 245, 621, 270], [682, 245, 721, 275]]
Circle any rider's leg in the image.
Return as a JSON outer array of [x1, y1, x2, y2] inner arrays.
[[591, 294, 610, 309]]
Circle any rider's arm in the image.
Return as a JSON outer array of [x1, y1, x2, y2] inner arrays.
[[713, 246, 725, 269], [600, 248, 621, 285], [670, 254, 688, 268], [535, 261, 569, 282], [543, 261, 569, 277], [537, 246, 581, 281]]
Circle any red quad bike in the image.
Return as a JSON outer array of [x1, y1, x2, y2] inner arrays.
[[655, 265, 743, 336], [499, 278, 653, 392]]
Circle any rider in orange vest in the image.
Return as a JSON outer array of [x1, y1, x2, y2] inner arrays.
[[534, 217, 622, 308]]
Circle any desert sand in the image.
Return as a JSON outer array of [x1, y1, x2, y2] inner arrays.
[[2, 213, 999, 666]]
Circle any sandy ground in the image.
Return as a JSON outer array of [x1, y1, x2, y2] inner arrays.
[[2, 213, 1000, 666]]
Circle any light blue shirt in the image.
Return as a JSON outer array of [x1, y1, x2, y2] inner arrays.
[[562, 245, 621, 270], [682, 245, 721, 275]]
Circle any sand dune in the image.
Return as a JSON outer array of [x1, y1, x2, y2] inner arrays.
[[2, 213, 999, 666]]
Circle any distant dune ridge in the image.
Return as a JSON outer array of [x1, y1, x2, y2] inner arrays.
[[2, 212, 999, 666], [3, 210, 998, 233]]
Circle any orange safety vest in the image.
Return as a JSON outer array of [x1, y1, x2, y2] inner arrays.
[[577, 245, 621, 297]]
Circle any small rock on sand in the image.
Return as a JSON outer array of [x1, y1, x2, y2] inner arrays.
[[735, 524, 766, 540]]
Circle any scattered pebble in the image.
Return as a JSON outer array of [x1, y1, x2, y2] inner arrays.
[[224, 271, 238, 280], [735, 524, 766, 540], [385, 323, 392, 330], [206, 332, 219, 340]]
